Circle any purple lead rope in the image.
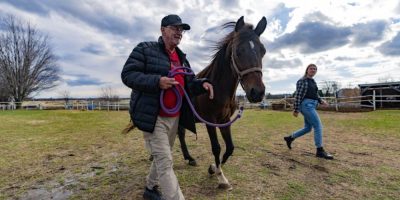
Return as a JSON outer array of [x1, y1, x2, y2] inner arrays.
[[160, 67, 243, 128]]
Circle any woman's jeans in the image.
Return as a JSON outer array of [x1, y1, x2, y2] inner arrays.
[[292, 98, 323, 148]]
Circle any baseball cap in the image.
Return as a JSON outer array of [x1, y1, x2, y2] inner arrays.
[[161, 14, 190, 30]]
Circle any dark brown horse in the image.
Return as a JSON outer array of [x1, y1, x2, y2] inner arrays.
[[178, 16, 267, 189]]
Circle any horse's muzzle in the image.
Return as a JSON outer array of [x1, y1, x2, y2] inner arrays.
[[247, 87, 265, 103]]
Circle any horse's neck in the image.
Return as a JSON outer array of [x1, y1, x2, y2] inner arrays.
[[212, 56, 239, 101]]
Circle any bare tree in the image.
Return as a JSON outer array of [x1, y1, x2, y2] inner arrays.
[[0, 15, 60, 107], [378, 75, 397, 83], [58, 89, 71, 104], [0, 66, 7, 101], [0, 73, 8, 102], [320, 80, 341, 97], [99, 86, 119, 102]]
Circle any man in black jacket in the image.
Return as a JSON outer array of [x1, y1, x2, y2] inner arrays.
[[121, 14, 213, 200]]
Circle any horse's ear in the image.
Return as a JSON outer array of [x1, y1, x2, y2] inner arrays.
[[254, 17, 267, 36], [235, 16, 245, 32]]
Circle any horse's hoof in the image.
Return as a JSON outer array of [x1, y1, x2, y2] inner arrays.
[[217, 183, 233, 191], [149, 155, 153, 161], [208, 165, 215, 175], [188, 160, 197, 166]]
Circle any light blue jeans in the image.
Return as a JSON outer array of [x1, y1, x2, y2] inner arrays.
[[292, 98, 323, 148]]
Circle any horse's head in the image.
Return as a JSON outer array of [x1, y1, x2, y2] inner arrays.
[[230, 16, 267, 103]]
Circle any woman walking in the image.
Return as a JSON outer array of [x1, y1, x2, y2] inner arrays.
[[284, 64, 334, 159]]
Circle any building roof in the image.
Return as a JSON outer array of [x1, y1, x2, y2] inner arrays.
[[358, 82, 400, 87]]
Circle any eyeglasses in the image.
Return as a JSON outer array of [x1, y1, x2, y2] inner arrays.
[[167, 25, 186, 33]]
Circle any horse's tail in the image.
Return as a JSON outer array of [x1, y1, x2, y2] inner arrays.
[[121, 120, 136, 134]]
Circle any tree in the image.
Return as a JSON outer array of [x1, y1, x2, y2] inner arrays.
[[378, 75, 396, 83], [58, 89, 71, 104], [0, 15, 60, 106], [99, 86, 119, 102], [0, 69, 8, 102], [320, 80, 341, 97]]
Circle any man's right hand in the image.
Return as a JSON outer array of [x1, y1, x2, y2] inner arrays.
[[159, 76, 179, 89]]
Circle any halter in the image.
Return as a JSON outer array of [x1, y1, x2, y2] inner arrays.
[[230, 44, 262, 81]]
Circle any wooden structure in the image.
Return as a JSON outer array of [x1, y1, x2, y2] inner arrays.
[[359, 82, 400, 109]]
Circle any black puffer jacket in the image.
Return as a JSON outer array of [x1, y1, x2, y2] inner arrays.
[[121, 37, 209, 133]]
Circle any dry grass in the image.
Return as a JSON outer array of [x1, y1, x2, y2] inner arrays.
[[0, 110, 399, 200]]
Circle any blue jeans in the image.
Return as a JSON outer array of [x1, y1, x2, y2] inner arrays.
[[292, 98, 323, 148]]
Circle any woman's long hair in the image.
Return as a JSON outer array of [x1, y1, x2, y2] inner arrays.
[[302, 63, 317, 79]]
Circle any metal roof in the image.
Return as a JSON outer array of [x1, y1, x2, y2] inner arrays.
[[358, 82, 400, 87]]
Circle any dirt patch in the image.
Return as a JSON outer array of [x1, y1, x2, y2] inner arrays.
[[26, 120, 48, 125]]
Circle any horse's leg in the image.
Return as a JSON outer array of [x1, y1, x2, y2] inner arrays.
[[177, 126, 197, 166], [206, 125, 232, 190], [220, 126, 234, 164], [206, 125, 220, 174]]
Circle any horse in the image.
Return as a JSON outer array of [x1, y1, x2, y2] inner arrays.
[[178, 16, 267, 190]]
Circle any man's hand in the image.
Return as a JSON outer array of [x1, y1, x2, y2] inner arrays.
[[293, 111, 299, 117], [159, 77, 179, 89], [203, 82, 214, 99], [321, 99, 328, 106]]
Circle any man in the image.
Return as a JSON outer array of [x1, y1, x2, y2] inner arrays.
[[121, 14, 213, 200]]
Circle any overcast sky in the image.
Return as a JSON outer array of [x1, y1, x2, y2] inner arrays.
[[1, 0, 399, 98]]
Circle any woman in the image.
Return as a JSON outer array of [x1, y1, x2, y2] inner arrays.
[[284, 64, 334, 159]]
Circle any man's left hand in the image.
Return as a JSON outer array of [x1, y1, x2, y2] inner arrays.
[[203, 82, 214, 99]]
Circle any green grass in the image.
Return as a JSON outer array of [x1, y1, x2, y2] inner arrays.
[[278, 181, 307, 200], [1, 109, 400, 199], [339, 110, 400, 137]]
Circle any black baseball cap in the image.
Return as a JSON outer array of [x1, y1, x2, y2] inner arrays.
[[161, 14, 190, 30]]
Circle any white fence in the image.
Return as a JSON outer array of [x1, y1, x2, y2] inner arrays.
[[1, 92, 399, 112], [0, 102, 17, 110], [0, 100, 130, 111], [273, 91, 400, 111]]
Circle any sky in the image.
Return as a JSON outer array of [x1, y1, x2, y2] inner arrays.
[[0, 0, 399, 98]]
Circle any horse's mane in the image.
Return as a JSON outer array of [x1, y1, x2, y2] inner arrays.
[[196, 22, 254, 81]]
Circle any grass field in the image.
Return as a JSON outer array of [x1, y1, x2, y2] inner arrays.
[[0, 110, 399, 200]]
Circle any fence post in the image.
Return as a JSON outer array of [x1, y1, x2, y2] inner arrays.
[[380, 89, 383, 108], [283, 94, 287, 110], [373, 90, 376, 111], [335, 93, 338, 111]]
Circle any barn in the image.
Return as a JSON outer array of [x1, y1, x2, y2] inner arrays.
[[359, 82, 400, 109]]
